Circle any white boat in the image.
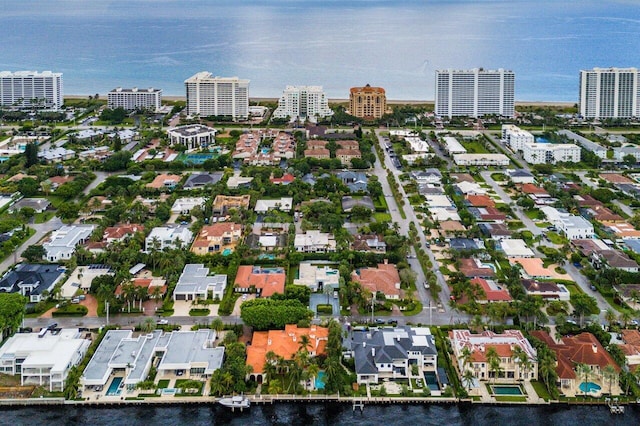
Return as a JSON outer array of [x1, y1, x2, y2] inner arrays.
[[218, 395, 250, 410]]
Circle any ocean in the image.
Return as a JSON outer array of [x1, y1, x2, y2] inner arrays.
[[1, 403, 640, 426], [1, 0, 639, 101]]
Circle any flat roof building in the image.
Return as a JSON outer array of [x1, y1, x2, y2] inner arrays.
[[173, 264, 227, 301], [43, 225, 95, 262], [0, 328, 90, 391], [167, 125, 217, 150], [435, 68, 515, 118], [185, 72, 249, 120], [273, 86, 333, 123], [0, 71, 63, 110], [579, 67, 640, 119], [107, 87, 161, 112]]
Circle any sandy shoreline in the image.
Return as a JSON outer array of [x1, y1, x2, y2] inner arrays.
[[65, 94, 574, 107]]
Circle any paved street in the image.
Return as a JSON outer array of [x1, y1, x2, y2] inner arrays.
[[0, 216, 63, 275]]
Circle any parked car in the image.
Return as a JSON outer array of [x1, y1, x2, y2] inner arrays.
[[157, 319, 169, 325], [375, 318, 385, 325]]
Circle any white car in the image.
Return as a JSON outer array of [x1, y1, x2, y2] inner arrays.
[[157, 319, 169, 325]]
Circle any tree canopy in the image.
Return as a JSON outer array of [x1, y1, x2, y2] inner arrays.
[[0, 293, 27, 338], [240, 298, 312, 331]]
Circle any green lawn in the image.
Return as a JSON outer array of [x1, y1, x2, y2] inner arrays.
[[188, 308, 210, 316], [34, 211, 55, 223], [494, 395, 527, 402], [401, 300, 423, 316], [462, 140, 489, 154], [546, 231, 567, 245], [530, 380, 551, 401], [524, 209, 540, 220], [374, 212, 392, 222], [157, 379, 170, 389]]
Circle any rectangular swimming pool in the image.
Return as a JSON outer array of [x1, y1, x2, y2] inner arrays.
[[106, 377, 123, 396], [492, 385, 523, 395], [423, 371, 440, 391]]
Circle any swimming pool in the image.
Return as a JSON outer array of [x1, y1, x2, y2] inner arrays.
[[535, 137, 549, 143], [222, 248, 233, 256], [315, 371, 326, 390], [423, 371, 440, 391], [492, 385, 523, 395], [106, 377, 123, 396], [579, 381, 601, 393]]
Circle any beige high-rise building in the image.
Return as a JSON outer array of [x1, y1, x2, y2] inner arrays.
[[349, 84, 386, 120]]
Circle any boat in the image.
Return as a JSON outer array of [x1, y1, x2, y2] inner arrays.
[[218, 395, 250, 410]]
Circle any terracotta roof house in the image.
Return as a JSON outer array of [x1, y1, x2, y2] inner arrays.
[[115, 276, 167, 299], [599, 173, 634, 184], [351, 234, 387, 254], [270, 173, 295, 185], [232, 132, 260, 159], [469, 206, 507, 222], [336, 148, 362, 165], [337, 140, 359, 150], [521, 183, 548, 196], [588, 205, 624, 222], [619, 330, 640, 370], [469, 278, 512, 303], [449, 329, 538, 384], [351, 262, 401, 300], [465, 194, 495, 208], [234, 265, 286, 297], [574, 194, 604, 208], [530, 331, 620, 396], [458, 258, 496, 278], [145, 173, 181, 190], [212, 195, 250, 215], [246, 325, 328, 384], [190, 223, 243, 256], [304, 141, 330, 160], [103, 224, 144, 244], [600, 221, 640, 239], [46, 175, 74, 190]]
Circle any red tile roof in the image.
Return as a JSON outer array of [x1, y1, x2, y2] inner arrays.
[[351, 263, 400, 297], [521, 183, 548, 195], [235, 265, 286, 297], [466, 194, 495, 208], [470, 277, 512, 302]]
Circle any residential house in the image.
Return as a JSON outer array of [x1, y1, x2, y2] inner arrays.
[[246, 325, 328, 384], [469, 278, 512, 303], [458, 258, 496, 279], [183, 172, 223, 189], [46, 175, 74, 191], [254, 197, 293, 213], [498, 239, 535, 258], [81, 330, 224, 391], [351, 262, 401, 300], [449, 329, 538, 383], [478, 223, 512, 240], [530, 331, 620, 396], [232, 132, 260, 160], [115, 276, 167, 301], [9, 198, 50, 214], [294, 230, 336, 253], [234, 265, 286, 297], [304, 140, 331, 160], [173, 264, 227, 301], [0, 263, 65, 303], [619, 330, 640, 371], [336, 148, 362, 165], [212, 195, 250, 216], [270, 173, 295, 185], [506, 169, 535, 184], [541, 206, 595, 240], [293, 262, 340, 292], [336, 171, 368, 192], [190, 223, 242, 255], [145, 173, 181, 190], [43, 225, 95, 262], [37, 147, 75, 163], [351, 234, 387, 254], [465, 194, 495, 208], [103, 224, 144, 245], [521, 279, 570, 301], [349, 326, 438, 386], [342, 196, 374, 213], [145, 225, 193, 252], [412, 169, 442, 184], [0, 329, 90, 391], [171, 197, 206, 215], [449, 238, 483, 252]]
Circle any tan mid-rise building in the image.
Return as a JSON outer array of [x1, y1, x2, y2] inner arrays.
[[349, 84, 387, 120]]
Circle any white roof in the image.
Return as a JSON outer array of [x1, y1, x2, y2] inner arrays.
[[443, 136, 466, 153], [499, 239, 535, 257], [255, 197, 293, 213], [0, 329, 89, 374]]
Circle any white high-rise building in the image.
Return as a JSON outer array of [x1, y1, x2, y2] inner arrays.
[[272, 86, 334, 122], [435, 68, 515, 118], [579, 67, 640, 119], [108, 87, 162, 112], [185, 72, 249, 121], [0, 71, 63, 110]]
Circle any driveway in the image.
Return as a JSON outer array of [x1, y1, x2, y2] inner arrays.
[[310, 293, 340, 317], [0, 216, 63, 275]]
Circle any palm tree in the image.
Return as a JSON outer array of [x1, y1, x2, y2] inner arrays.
[[538, 355, 556, 391], [307, 363, 320, 390], [210, 370, 225, 396], [511, 346, 527, 381], [577, 363, 592, 397], [604, 309, 617, 329], [460, 346, 473, 373], [603, 364, 617, 395], [268, 378, 283, 394], [486, 347, 501, 384], [298, 334, 311, 354], [462, 369, 475, 391]]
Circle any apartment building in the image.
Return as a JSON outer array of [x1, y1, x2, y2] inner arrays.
[[435, 68, 514, 118], [522, 143, 581, 164], [107, 87, 162, 111], [185, 72, 249, 120], [0, 71, 63, 110], [501, 125, 534, 151], [272, 86, 333, 122], [349, 84, 387, 120], [579, 67, 640, 119]]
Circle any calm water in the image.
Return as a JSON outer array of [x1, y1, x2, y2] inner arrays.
[[2, 0, 639, 101], [1, 403, 639, 426]]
